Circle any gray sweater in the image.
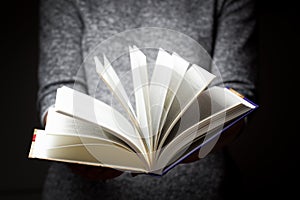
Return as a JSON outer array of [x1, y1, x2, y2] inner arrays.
[[38, 0, 257, 199]]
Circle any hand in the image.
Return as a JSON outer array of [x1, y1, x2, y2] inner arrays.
[[181, 119, 245, 164], [68, 163, 123, 180], [181, 149, 200, 163], [211, 118, 245, 152], [43, 112, 48, 126]]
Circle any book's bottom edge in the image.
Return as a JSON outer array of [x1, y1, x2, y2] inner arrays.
[[28, 156, 149, 174]]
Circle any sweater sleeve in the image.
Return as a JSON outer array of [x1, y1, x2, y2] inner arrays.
[[211, 0, 258, 100], [37, 0, 87, 126]]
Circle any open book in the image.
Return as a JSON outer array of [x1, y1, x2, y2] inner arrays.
[[28, 46, 258, 176]]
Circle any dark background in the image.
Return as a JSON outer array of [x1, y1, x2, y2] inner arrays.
[[1, 0, 298, 199]]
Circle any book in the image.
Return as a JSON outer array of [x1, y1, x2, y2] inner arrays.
[[28, 46, 258, 176]]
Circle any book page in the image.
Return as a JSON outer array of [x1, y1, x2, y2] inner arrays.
[[154, 52, 190, 149], [31, 129, 148, 173], [157, 64, 216, 152], [54, 86, 147, 157], [149, 48, 174, 148], [129, 46, 152, 151], [94, 55, 140, 134], [155, 86, 255, 168], [45, 107, 134, 152]]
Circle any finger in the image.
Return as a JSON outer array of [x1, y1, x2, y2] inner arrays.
[[68, 163, 123, 180], [131, 172, 141, 177]]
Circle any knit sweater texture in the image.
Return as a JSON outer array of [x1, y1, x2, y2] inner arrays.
[[38, 0, 257, 199]]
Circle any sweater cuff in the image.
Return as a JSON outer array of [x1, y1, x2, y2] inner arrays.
[[37, 82, 88, 127], [39, 92, 56, 127]]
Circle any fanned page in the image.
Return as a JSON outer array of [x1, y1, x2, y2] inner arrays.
[[30, 129, 148, 173], [54, 86, 147, 158], [129, 46, 152, 151], [153, 52, 190, 149], [154, 86, 256, 172], [94, 56, 143, 139], [149, 49, 174, 149], [45, 107, 135, 152], [42, 107, 148, 171], [156, 64, 216, 153]]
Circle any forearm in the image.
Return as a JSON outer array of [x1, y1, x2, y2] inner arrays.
[[182, 118, 246, 163], [37, 0, 87, 125], [183, 0, 257, 162], [210, 0, 258, 100]]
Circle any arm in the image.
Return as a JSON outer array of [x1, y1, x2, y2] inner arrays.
[[38, 0, 122, 180], [38, 0, 87, 126], [183, 0, 258, 163], [211, 0, 258, 100]]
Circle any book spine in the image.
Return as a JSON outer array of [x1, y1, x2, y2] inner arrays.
[[28, 129, 37, 158]]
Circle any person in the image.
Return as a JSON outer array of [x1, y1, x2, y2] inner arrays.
[[37, 0, 257, 199]]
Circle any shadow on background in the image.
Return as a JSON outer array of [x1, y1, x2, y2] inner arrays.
[[0, 0, 49, 200], [0, 0, 298, 199], [228, 0, 299, 199]]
